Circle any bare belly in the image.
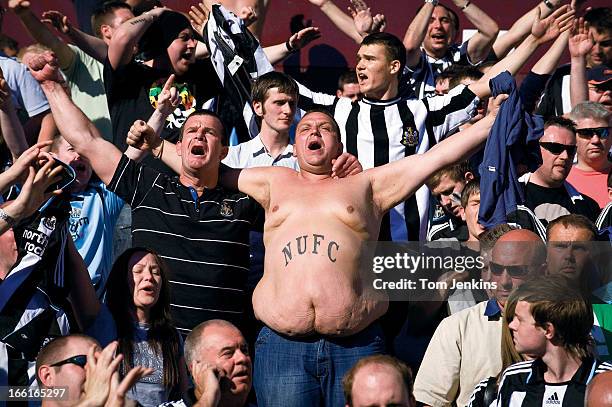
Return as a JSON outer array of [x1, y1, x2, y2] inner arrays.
[[253, 231, 388, 336]]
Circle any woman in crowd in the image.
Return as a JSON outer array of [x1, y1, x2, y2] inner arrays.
[[104, 247, 188, 406]]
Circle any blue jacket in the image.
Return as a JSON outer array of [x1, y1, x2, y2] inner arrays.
[[478, 72, 544, 228]]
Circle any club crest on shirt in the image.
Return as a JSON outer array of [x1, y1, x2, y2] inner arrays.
[[220, 200, 234, 218], [401, 126, 419, 147]]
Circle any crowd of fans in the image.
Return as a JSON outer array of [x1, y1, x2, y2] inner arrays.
[[0, 0, 612, 405]]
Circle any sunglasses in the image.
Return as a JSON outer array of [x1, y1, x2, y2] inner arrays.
[[576, 127, 610, 140], [489, 262, 531, 278], [539, 142, 576, 155], [50, 354, 87, 368]]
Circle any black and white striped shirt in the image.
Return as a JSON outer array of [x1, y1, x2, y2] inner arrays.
[[108, 155, 262, 333], [495, 358, 612, 407], [298, 84, 479, 241]]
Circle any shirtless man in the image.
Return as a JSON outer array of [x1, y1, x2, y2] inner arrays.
[[124, 90, 508, 405]]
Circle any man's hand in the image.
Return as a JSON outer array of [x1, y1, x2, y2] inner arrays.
[[104, 366, 153, 407], [7, 0, 30, 15], [348, 0, 373, 36], [25, 51, 65, 85], [331, 153, 363, 178], [568, 17, 593, 58], [237, 6, 258, 27], [41, 10, 72, 34], [5, 141, 54, 185], [10, 153, 64, 220], [189, 2, 209, 37], [287, 27, 321, 51], [126, 120, 162, 153], [192, 362, 222, 407], [156, 75, 179, 116], [78, 342, 123, 407], [371, 13, 386, 33], [485, 93, 509, 120], [531, 5, 575, 45]]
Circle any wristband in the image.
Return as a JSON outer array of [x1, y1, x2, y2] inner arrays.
[[0, 208, 16, 228], [461, 1, 471, 10], [285, 39, 298, 54], [543, 0, 554, 10]]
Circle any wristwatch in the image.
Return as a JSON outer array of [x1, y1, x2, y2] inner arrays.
[[0, 207, 16, 228]]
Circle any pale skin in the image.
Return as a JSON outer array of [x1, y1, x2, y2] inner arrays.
[[223, 94, 504, 336], [128, 97, 504, 335], [27, 46, 507, 336]]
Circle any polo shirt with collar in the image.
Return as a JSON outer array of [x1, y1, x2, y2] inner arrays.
[[414, 299, 504, 407]]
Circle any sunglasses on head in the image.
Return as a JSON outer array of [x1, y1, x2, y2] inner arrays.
[[539, 142, 577, 155], [576, 127, 610, 139], [50, 354, 87, 368], [489, 262, 531, 278]]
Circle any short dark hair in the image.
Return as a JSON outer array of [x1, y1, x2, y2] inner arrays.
[[300, 108, 341, 140], [584, 7, 612, 34], [447, 65, 484, 89], [460, 178, 481, 208], [251, 71, 298, 103], [479, 223, 518, 253], [337, 69, 358, 91], [426, 161, 472, 189], [544, 116, 577, 134], [507, 275, 593, 359], [546, 214, 598, 241], [0, 34, 18, 52], [179, 109, 228, 145], [361, 32, 407, 75], [91, 1, 133, 38], [36, 334, 98, 386], [343, 355, 413, 407]]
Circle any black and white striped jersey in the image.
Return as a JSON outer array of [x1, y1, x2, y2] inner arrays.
[[297, 83, 479, 241], [108, 155, 262, 334], [495, 358, 612, 407], [596, 201, 612, 231]]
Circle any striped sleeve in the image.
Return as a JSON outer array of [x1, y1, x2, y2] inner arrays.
[[107, 154, 161, 208], [596, 202, 612, 230], [422, 85, 479, 142], [296, 80, 338, 111]]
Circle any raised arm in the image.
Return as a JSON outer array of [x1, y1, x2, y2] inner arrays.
[[531, 30, 570, 75], [370, 94, 507, 214], [264, 27, 321, 65], [306, 0, 363, 43], [0, 68, 28, 159], [468, 5, 575, 99], [402, 1, 435, 68], [28, 52, 123, 185], [42, 10, 108, 63], [9, 0, 75, 70], [492, 0, 565, 59], [568, 17, 592, 108], [454, 0, 499, 64], [108, 7, 167, 69], [65, 237, 100, 330]]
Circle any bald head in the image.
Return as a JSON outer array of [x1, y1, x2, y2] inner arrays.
[[492, 229, 546, 267], [586, 371, 612, 407]]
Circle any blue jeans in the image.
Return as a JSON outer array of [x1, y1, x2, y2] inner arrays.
[[253, 322, 385, 407]]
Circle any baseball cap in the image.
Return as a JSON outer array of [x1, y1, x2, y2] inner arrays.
[[587, 65, 612, 86]]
